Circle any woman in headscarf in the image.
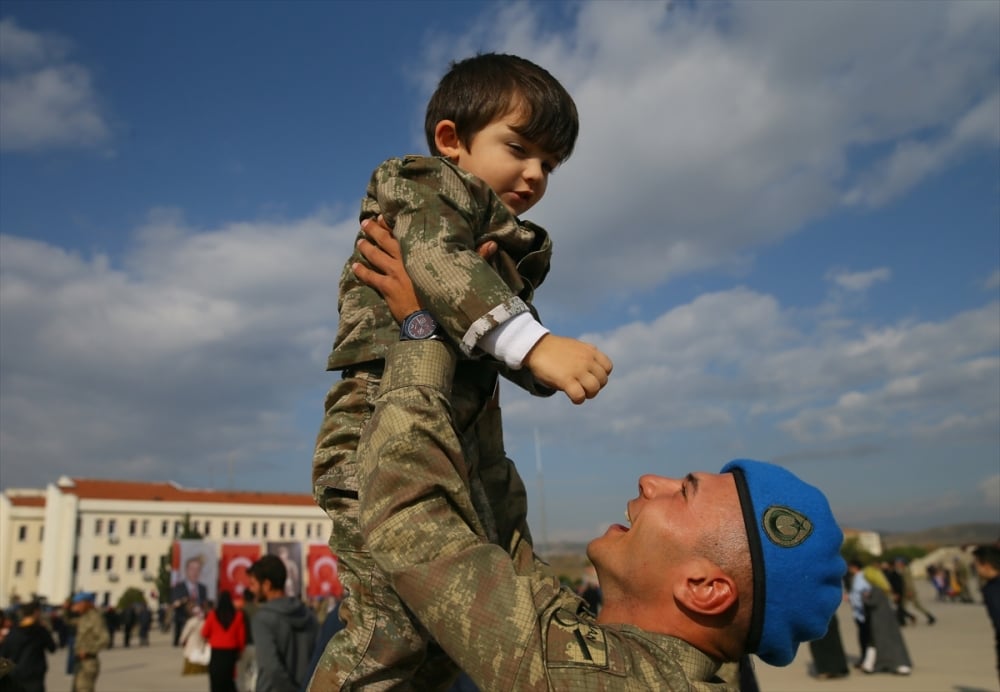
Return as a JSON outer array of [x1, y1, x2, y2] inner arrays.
[[859, 564, 913, 675], [201, 591, 246, 692]]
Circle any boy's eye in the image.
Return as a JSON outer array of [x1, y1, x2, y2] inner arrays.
[[507, 142, 526, 155]]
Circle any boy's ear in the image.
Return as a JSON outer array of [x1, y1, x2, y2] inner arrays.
[[434, 120, 463, 160]]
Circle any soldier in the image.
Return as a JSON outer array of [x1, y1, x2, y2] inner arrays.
[[311, 52, 612, 689], [350, 222, 846, 690], [71, 592, 109, 692]]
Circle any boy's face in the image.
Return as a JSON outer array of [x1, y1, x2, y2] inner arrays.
[[443, 111, 559, 217]]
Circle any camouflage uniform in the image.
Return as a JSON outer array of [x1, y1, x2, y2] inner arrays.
[[357, 341, 737, 691], [73, 607, 110, 692], [311, 156, 553, 689]]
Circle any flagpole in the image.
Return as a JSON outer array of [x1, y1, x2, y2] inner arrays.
[[535, 428, 548, 554]]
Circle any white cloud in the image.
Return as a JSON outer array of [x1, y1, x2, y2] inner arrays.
[[985, 269, 1000, 291], [0, 18, 110, 151], [828, 267, 892, 292], [412, 1, 1000, 309]]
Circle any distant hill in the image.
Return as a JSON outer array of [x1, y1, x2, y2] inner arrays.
[[881, 522, 1000, 549]]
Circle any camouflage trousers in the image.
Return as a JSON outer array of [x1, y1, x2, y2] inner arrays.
[[309, 365, 533, 690], [73, 658, 100, 692]]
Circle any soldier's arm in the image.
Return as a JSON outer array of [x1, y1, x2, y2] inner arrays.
[[358, 340, 575, 688]]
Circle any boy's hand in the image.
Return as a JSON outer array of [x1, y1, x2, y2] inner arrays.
[[353, 215, 498, 323], [522, 334, 612, 404]]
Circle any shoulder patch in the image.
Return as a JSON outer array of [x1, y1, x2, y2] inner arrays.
[[547, 608, 609, 668]]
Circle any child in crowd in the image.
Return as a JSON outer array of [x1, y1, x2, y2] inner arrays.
[[310, 53, 612, 689]]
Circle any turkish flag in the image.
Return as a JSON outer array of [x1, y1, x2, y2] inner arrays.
[[307, 544, 343, 599], [218, 543, 261, 598]]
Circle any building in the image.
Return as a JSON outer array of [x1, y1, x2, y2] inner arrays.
[[842, 527, 884, 557], [0, 476, 328, 607]]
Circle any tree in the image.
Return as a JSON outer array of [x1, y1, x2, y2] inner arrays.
[[154, 513, 202, 604], [116, 586, 146, 611]]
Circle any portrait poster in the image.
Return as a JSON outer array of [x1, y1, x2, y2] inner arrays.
[[218, 542, 261, 599], [266, 541, 302, 599], [307, 543, 343, 600], [170, 539, 219, 606]]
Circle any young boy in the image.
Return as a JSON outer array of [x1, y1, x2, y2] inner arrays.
[[311, 53, 613, 689]]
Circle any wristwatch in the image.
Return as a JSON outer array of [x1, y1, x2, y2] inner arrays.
[[400, 310, 444, 341]]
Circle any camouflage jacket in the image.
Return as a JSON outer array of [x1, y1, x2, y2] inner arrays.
[[358, 341, 736, 691], [73, 609, 109, 657], [328, 156, 552, 376]]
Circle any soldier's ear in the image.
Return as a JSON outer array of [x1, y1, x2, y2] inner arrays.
[[434, 120, 463, 161]]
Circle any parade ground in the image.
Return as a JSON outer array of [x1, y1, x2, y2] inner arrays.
[[43, 582, 997, 692]]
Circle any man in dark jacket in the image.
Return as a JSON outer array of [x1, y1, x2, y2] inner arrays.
[[247, 555, 318, 692], [973, 544, 1000, 686], [0, 601, 57, 692]]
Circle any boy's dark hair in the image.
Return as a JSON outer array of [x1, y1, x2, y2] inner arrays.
[[248, 554, 287, 592], [425, 53, 579, 163], [973, 544, 1000, 571]]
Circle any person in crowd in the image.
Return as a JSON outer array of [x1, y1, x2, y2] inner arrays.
[[121, 602, 136, 648], [137, 602, 152, 646], [848, 561, 912, 675], [180, 604, 210, 676], [972, 544, 1000, 685], [808, 611, 849, 680], [246, 555, 317, 692], [202, 591, 247, 692], [71, 592, 109, 692], [102, 606, 118, 650], [880, 560, 914, 626], [0, 601, 57, 692], [311, 51, 613, 690], [953, 556, 975, 603], [894, 557, 935, 625]]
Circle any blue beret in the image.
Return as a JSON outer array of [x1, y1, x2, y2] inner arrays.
[[721, 459, 845, 667], [72, 591, 96, 604]]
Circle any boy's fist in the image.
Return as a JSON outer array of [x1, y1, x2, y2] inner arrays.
[[522, 334, 612, 404]]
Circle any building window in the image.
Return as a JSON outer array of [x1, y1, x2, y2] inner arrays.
[[306, 524, 312, 539], [95, 519, 103, 536], [289, 523, 296, 538], [139, 555, 148, 571], [161, 520, 169, 537], [129, 519, 137, 537], [36, 560, 41, 576], [279, 522, 286, 538], [251, 522, 258, 537], [105, 555, 114, 571], [126, 555, 135, 571], [142, 519, 149, 536], [108, 519, 117, 536], [174, 521, 182, 537], [17, 525, 27, 541], [262, 523, 269, 538], [203, 521, 211, 536], [233, 522, 240, 538], [76, 518, 82, 537], [39, 525, 44, 541], [92, 556, 100, 572], [14, 560, 23, 577], [222, 521, 229, 537]]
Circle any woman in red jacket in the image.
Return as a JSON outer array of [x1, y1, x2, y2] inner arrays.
[[201, 591, 246, 692]]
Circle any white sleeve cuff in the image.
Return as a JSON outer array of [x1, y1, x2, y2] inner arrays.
[[477, 312, 549, 369]]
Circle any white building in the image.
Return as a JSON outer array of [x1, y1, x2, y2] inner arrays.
[[0, 476, 328, 607]]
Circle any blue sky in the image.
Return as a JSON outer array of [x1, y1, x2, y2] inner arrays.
[[1, 1, 997, 542]]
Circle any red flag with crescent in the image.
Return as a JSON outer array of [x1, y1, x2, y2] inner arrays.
[[307, 544, 343, 599], [218, 543, 261, 598]]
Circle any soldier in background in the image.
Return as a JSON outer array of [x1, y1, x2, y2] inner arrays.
[[71, 592, 109, 692]]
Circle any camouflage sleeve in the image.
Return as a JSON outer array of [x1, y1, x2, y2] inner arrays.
[[358, 340, 576, 689], [366, 158, 530, 355]]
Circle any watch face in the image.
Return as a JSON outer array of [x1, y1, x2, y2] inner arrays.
[[405, 312, 438, 339]]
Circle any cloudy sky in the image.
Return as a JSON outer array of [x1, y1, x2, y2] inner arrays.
[[1, 1, 997, 541]]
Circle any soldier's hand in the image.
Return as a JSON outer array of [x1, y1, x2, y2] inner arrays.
[[353, 215, 499, 323], [522, 334, 612, 404]]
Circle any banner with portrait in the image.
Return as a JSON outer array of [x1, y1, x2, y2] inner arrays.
[[170, 539, 218, 608], [307, 543, 343, 600], [265, 541, 302, 599]]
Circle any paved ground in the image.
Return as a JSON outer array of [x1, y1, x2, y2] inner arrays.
[[43, 582, 998, 692]]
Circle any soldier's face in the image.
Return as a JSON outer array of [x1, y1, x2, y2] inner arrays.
[[440, 110, 558, 218], [587, 472, 741, 596]]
